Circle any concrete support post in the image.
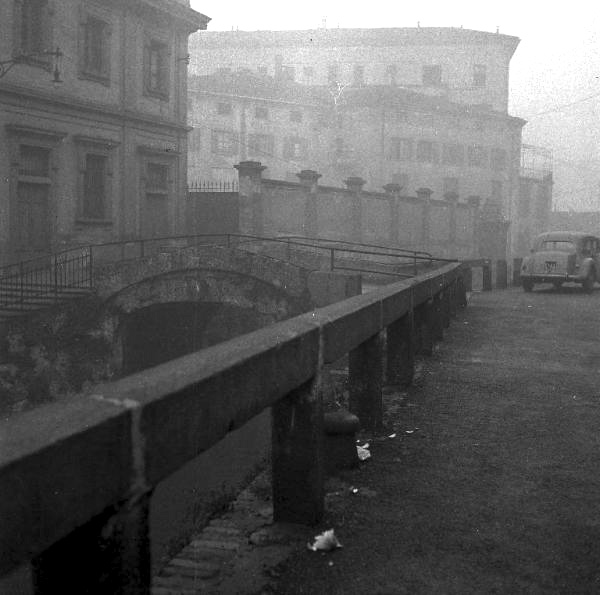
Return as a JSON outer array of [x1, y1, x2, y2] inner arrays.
[[496, 259, 508, 289], [482, 261, 492, 291], [345, 177, 365, 243], [418, 300, 434, 356], [349, 330, 384, 431], [512, 257, 523, 286], [234, 161, 266, 236], [386, 312, 414, 387], [449, 279, 458, 316], [32, 492, 153, 594], [272, 378, 324, 525], [298, 169, 321, 238], [457, 273, 468, 307], [463, 266, 473, 293], [384, 183, 402, 246], [467, 196, 481, 257], [432, 292, 444, 342], [444, 191, 459, 251], [417, 188, 433, 249]]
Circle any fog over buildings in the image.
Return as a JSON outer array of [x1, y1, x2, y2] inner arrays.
[[191, 1, 600, 211]]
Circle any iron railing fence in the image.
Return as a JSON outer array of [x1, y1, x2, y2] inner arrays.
[[0, 233, 458, 311], [0, 248, 92, 311], [188, 180, 239, 192]]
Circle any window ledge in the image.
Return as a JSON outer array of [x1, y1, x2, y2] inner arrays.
[[78, 71, 111, 87], [15, 55, 51, 71]]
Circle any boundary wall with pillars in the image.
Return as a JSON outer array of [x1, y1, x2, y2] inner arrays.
[[0, 261, 467, 593], [234, 161, 481, 260]]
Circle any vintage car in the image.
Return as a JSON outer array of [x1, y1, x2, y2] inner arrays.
[[520, 231, 599, 292]]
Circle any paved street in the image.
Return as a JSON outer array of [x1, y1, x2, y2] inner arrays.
[[273, 286, 600, 594]]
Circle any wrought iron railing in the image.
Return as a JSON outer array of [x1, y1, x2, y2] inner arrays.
[[0, 234, 457, 312], [188, 180, 239, 192]]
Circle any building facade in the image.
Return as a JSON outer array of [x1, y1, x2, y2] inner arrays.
[[188, 71, 327, 183], [189, 27, 520, 113], [0, 0, 208, 265]]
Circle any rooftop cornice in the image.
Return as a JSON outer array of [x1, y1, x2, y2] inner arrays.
[[191, 27, 520, 54]]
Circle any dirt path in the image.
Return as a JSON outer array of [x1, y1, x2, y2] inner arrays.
[[273, 287, 600, 594]]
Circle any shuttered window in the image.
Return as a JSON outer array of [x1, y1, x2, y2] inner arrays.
[[82, 154, 107, 219], [144, 38, 170, 98], [81, 16, 111, 80]]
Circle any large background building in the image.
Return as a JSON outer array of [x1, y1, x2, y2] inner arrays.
[[0, 0, 208, 265], [188, 27, 548, 256]]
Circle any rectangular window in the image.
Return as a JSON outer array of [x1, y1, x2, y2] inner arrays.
[[422, 65, 442, 86], [255, 106, 269, 119], [147, 163, 168, 192], [217, 102, 232, 115], [334, 137, 345, 156], [467, 145, 487, 167], [416, 140, 438, 164], [20, 0, 47, 55], [290, 110, 303, 123], [389, 138, 413, 161], [211, 130, 238, 156], [82, 154, 107, 219], [443, 177, 459, 196], [247, 133, 274, 158], [442, 144, 465, 166], [19, 145, 50, 177], [144, 38, 169, 97], [386, 64, 397, 85], [82, 16, 110, 79], [473, 64, 486, 87], [353, 64, 364, 86], [257, 65, 267, 75], [283, 137, 306, 160], [491, 148, 507, 171]]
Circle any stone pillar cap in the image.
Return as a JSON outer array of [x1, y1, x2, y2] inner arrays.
[[416, 187, 433, 198], [344, 176, 366, 191], [297, 169, 322, 183], [234, 160, 267, 174], [383, 183, 402, 194]]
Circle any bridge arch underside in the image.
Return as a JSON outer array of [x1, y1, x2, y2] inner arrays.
[[106, 268, 310, 376]]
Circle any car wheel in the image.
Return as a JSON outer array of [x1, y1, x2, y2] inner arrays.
[[583, 272, 595, 293], [522, 279, 534, 292]]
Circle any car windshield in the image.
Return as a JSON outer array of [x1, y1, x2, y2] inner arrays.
[[538, 240, 575, 252]]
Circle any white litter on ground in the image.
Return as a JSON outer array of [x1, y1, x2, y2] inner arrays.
[[307, 529, 343, 552]]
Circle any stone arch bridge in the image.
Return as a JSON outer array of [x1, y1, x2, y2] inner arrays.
[[0, 244, 324, 414]]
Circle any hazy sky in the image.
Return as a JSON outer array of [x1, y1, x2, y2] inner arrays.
[[190, 1, 600, 210]]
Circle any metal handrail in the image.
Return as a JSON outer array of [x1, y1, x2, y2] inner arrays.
[[0, 233, 456, 311], [277, 235, 434, 260]]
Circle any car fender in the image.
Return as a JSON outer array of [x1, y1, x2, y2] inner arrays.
[[521, 255, 533, 275]]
